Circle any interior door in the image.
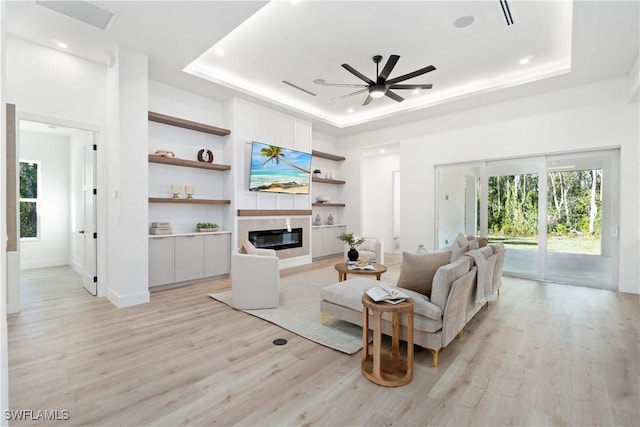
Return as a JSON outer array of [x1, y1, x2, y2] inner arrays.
[[81, 138, 97, 295]]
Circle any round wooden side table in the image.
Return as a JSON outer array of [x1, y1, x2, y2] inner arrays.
[[361, 294, 414, 387]]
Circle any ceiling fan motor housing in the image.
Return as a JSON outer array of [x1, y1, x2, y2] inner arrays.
[[369, 84, 387, 98]]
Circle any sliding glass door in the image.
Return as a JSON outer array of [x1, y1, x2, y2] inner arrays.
[[544, 151, 618, 288], [436, 149, 619, 290], [486, 158, 542, 278]]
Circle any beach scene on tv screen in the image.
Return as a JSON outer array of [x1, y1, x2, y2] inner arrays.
[[249, 141, 312, 194]]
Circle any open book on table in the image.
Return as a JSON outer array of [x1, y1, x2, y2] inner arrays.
[[348, 264, 375, 271], [366, 284, 409, 304]]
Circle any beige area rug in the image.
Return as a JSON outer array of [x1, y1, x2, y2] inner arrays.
[[209, 266, 398, 354]]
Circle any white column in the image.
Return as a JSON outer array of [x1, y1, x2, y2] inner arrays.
[[106, 47, 150, 307]]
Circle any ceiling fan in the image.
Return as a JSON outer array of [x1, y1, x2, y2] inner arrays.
[[313, 54, 435, 106]]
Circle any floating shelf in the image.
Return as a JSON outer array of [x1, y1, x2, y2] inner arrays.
[[148, 111, 230, 136], [312, 203, 346, 207], [149, 198, 231, 205], [148, 155, 231, 171], [312, 176, 345, 185], [237, 209, 313, 217], [312, 150, 345, 161]]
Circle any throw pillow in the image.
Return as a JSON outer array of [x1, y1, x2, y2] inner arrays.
[[454, 232, 468, 248], [468, 238, 480, 250], [242, 239, 257, 255], [397, 251, 452, 297], [451, 244, 470, 262]]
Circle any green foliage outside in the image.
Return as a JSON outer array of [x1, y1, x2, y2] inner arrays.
[[19, 162, 38, 238], [487, 169, 602, 240]]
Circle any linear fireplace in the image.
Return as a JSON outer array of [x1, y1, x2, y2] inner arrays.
[[248, 228, 303, 251]]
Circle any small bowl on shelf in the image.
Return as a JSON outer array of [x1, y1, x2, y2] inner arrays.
[[316, 196, 331, 203]]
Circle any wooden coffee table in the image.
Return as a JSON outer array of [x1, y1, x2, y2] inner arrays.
[[334, 262, 387, 282]]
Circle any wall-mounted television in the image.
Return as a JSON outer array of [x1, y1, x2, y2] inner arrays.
[[249, 141, 312, 195]]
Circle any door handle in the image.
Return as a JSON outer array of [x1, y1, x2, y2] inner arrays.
[[78, 230, 85, 234]]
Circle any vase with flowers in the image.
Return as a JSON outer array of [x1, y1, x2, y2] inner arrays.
[[337, 232, 365, 261]]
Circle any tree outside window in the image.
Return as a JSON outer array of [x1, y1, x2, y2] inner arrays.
[[20, 161, 39, 239]]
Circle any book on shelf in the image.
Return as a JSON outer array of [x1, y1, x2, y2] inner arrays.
[[151, 222, 171, 228], [150, 227, 172, 235], [365, 284, 409, 304]]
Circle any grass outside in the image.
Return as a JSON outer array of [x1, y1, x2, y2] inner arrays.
[[488, 235, 601, 255]]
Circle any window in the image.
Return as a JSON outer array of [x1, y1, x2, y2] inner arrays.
[[20, 160, 39, 239]]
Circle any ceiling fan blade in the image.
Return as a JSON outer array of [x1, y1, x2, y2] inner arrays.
[[331, 88, 368, 101], [378, 55, 400, 82], [385, 90, 404, 103], [362, 95, 374, 106], [318, 82, 368, 88], [342, 63, 375, 85], [388, 84, 433, 90], [386, 65, 436, 85]]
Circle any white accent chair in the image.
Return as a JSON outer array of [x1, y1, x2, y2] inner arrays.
[[231, 248, 280, 309], [344, 236, 384, 264]]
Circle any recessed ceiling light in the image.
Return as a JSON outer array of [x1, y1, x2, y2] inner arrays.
[[347, 108, 354, 113], [57, 42, 68, 49], [215, 48, 225, 57], [454, 15, 475, 28], [379, 149, 385, 154], [412, 89, 420, 95], [519, 55, 533, 65]]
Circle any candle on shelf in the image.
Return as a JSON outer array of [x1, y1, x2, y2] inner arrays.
[[171, 184, 181, 199], [185, 185, 194, 199]]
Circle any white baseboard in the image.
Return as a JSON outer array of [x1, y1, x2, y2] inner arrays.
[[20, 258, 69, 270], [106, 288, 150, 308]]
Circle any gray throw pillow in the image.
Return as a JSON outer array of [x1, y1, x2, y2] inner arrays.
[[397, 251, 452, 297]]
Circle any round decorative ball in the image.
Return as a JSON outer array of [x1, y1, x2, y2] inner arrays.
[[197, 148, 214, 163]]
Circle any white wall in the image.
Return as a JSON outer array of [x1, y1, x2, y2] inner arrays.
[[361, 149, 400, 253], [340, 77, 640, 294], [5, 37, 106, 126], [19, 131, 70, 269]]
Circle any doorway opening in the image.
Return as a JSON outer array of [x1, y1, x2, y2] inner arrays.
[[17, 120, 98, 299]]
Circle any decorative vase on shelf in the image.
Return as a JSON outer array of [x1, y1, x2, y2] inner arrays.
[[347, 248, 359, 262], [314, 214, 322, 226], [327, 213, 334, 225]]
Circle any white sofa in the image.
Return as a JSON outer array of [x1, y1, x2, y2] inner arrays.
[[231, 248, 279, 309]]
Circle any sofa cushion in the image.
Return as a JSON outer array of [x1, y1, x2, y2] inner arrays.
[[397, 251, 452, 297], [320, 278, 381, 312], [321, 279, 443, 333], [358, 249, 376, 261], [430, 257, 473, 310]]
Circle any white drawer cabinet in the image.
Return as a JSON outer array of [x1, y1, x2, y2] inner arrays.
[[312, 225, 346, 258], [204, 233, 231, 277], [149, 232, 231, 288], [149, 236, 175, 287], [174, 235, 205, 282]]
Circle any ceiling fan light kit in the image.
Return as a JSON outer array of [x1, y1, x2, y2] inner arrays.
[[315, 54, 436, 106]]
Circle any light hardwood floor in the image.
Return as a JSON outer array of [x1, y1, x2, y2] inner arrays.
[[8, 257, 640, 426]]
